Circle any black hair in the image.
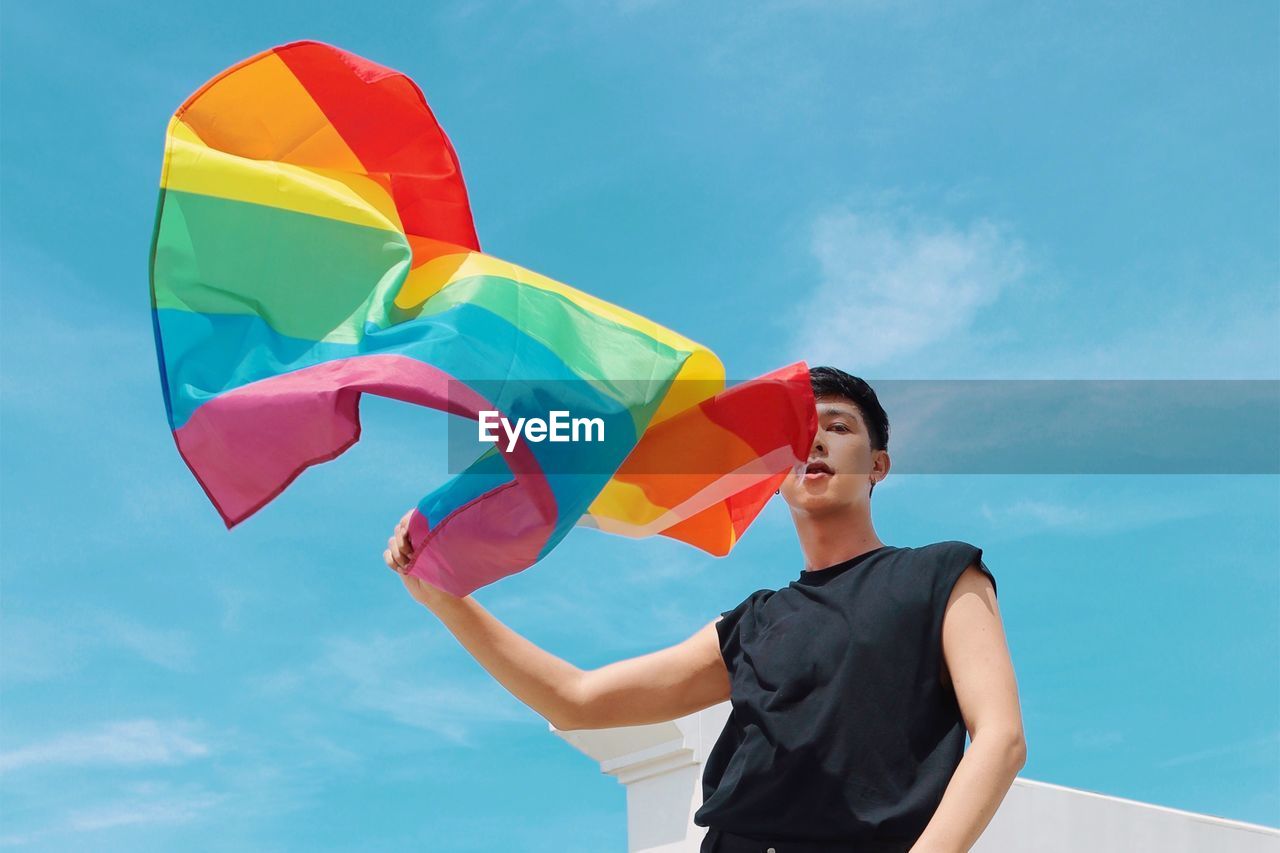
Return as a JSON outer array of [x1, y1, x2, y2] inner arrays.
[[810, 366, 890, 494]]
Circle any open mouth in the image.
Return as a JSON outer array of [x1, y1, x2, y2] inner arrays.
[[804, 460, 834, 479]]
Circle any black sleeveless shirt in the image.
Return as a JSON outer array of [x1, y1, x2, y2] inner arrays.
[[693, 541, 996, 844]]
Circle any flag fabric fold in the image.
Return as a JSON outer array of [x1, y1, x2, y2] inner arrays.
[[150, 40, 816, 596]]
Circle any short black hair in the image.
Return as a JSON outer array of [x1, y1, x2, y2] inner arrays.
[[810, 366, 889, 453]]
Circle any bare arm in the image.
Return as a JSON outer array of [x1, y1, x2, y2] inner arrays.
[[570, 618, 729, 729], [383, 511, 730, 732], [911, 565, 1027, 853]]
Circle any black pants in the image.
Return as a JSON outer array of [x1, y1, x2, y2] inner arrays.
[[700, 826, 914, 853]]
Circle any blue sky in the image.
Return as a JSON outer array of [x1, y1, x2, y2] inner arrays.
[[2, 1, 1277, 849]]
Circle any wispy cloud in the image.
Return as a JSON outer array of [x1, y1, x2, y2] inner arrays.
[[617, 549, 710, 586], [1, 611, 197, 684], [979, 494, 1209, 535], [982, 499, 1091, 529], [0, 719, 210, 773], [323, 632, 531, 741], [1156, 731, 1280, 769], [0, 241, 150, 425], [210, 581, 251, 633], [94, 612, 196, 671], [788, 206, 1027, 370], [0, 615, 82, 684], [779, 201, 1279, 381], [1016, 290, 1280, 380], [1072, 728, 1125, 750], [0, 782, 224, 847], [254, 630, 532, 746], [480, 551, 716, 652], [66, 782, 224, 831]]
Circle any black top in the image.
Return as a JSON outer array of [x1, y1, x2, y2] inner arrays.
[[693, 541, 996, 844]]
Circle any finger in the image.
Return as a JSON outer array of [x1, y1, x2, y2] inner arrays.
[[393, 515, 412, 545], [396, 525, 417, 559], [397, 532, 415, 559], [388, 534, 410, 567], [387, 544, 405, 570], [384, 548, 401, 573]]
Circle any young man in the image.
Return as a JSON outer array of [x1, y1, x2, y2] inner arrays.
[[383, 367, 1025, 853]]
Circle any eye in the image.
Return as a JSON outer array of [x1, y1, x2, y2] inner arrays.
[[830, 423, 849, 433]]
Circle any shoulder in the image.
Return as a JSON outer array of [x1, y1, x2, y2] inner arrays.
[[713, 587, 776, 658], [715, 587, 774, 625], [914, 539, 982, 561], [915, 540, 997, 599]]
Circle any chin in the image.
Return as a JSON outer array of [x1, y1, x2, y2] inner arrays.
[[789, 490, 860, 513]]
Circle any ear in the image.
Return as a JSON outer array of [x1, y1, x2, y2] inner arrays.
[[872, 449, 890, 483]]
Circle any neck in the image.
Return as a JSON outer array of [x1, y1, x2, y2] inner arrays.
[[792, 505, 885, 572]]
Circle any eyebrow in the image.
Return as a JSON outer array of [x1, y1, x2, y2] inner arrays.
[[819, 406, 859, 421]]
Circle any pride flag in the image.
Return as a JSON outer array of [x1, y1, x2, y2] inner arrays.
[[149, 40, 816, 596]]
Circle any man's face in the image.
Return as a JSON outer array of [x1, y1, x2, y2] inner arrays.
[[779, 395, 889, 515]]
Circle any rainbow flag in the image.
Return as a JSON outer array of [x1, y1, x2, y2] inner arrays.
[[149, 41, 816, 596]]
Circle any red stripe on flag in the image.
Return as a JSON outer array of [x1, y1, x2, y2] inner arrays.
[[274, 41, 481, 251]]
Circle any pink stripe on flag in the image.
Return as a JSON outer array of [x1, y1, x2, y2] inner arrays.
[[171, 355, 558, 593]]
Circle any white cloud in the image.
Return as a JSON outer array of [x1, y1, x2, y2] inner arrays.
[[0, 831, 45, 847], [254, 630, 532, 746], [1156, 731, 1280, 769], [67, 784, 223, 832], [0, 615, 81, 683], [0, 782, 225, 844], [981, 499, 1092, 529], [323, 633, 531, 742], [479, 557, 714, 652], [979, 494, 1208, 535], [1016, 290, 1280, 379], [1, 611, 197, 684], [789, 206, 1027, 370], [617, 549, 709, 586], [94, 613, 195, 671], [1072, 728, 1126, 750], [0, 719, 209, 773], [781, 200, 1278, 380], [209, 582, 251, 633], [0, 241, 149, 424]]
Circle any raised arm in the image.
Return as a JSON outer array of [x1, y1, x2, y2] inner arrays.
[[571, 617, 729, 729], [384, 511, 731, 732]]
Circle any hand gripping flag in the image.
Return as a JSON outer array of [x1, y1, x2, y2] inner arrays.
[[149, 40, 817, 596]]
